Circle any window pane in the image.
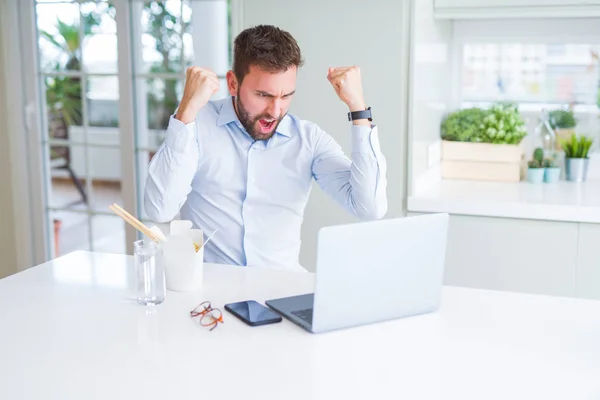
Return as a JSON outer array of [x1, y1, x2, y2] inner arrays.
[[139, 1, 184, 73], [462, 43, 600, 106], [45, 74, 83, 143], [47, 143, 88, 211], [81, 1, 118, 73], [145, 78, 183, 130], [44, 72, 87, 211], [87, 76, 119, 128], [47, 140, 90, 211], [47, 141, 124, 216], [88, 146, 123, 213], [44, 70, 83, 201], [51, 211, 91, 258], [37, 3, 81, 72], [92, 215, 126, 254]]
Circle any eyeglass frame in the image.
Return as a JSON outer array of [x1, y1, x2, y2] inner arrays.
[[190, 301, 224, 331]]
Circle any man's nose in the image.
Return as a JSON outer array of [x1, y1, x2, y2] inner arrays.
[[267, 98, 282, 119]]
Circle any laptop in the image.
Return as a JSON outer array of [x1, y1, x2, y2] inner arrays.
[[265, 213, 449, 333]]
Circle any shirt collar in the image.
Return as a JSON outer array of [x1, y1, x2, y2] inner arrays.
[[217, 96, 293, 138], [216, 97, 239, 126]]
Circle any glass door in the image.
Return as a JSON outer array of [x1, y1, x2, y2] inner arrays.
[[27, 0, 232, 259]]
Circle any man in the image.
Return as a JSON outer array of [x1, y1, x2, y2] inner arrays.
[[144, 25, 387, 270]]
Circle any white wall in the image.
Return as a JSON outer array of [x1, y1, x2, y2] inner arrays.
[[409, 0, 453, 196], [241, 0, 411, 271]]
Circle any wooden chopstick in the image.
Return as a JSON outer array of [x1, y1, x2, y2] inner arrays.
[[109, 204, 202, 253], [110, 204, 158, 241], [109, 203, 160, 242], [110, 205, 159, 242]]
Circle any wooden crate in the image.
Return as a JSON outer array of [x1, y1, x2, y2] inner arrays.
[[441, 141, 524, 182]]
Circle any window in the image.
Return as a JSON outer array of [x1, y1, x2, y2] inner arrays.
[[462, 43, 600, 108], [454, 19, 600, 111], [452, 19, 600, 145]]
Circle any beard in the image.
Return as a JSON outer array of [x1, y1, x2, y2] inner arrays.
[[234, 94, 285, 141]]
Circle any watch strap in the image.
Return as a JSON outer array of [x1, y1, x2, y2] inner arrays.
[[348, 107, 372, 122]]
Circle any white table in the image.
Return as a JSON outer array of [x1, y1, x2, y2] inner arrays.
[[1, 251, 599, 400]]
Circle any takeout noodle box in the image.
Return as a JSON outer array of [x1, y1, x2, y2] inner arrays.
[[153, 220, 204, 292]]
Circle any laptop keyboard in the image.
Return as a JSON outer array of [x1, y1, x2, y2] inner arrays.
[[291, 308, 313, 324]]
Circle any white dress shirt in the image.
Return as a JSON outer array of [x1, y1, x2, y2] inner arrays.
[[144, 97, 387, 270]]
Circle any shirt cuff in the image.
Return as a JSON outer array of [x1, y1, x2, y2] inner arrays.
[[351, 124, 380, 153], [165, 115, 197, 153]]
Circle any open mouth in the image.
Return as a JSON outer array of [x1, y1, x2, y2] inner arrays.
[[258, 118, 276, 133]]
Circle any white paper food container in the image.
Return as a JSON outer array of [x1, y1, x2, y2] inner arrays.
[[154, 221, 204, 292]]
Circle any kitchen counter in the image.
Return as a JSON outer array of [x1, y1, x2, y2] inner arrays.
[[408, 178, 600, 223]]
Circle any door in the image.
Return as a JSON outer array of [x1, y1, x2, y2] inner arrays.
[[21, 0, 232, 261]]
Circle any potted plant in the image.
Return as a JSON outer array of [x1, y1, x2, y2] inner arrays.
[[440, 104, 527, 182], [559, 133, 593, 182], [527, 148, 545, 184], [549, 108, 577, 151], [543, 154, 560, 183], [441, 107, 488, 143], [479, 103, 528, 145]]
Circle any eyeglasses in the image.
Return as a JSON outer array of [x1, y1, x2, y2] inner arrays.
[[190, 301, 224, 331]]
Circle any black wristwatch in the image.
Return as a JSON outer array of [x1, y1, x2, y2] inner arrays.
[[348, 107, 373, 122]]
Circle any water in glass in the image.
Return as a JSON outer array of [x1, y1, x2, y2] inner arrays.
[[134, 240, 165, 305]]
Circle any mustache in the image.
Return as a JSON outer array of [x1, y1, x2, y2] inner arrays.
[[254, 114, 280, 122]]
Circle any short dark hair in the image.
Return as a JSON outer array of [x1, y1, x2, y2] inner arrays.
[[232, 25, 304, 84]]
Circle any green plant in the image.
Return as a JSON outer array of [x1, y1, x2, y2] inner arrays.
[[494, 101, 519, 110], [440, 108, 488, 142], [559, 133, 593, 158], [543, 157, 558, 168], [549, 109, 577, 129], [528, 159, 543, 168], [480, 104, 527, 144], [528, 147, 545, 168], [533, 148, 544, 163]]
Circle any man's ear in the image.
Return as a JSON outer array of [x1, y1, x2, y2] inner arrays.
[[226, 70, 238, 96]]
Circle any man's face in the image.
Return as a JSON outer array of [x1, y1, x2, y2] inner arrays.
[[227, 65, 297, 141]]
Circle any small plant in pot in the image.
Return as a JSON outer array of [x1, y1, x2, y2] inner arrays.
[[549, 109, 577, 130], [527, 148, 545, 184], [543, 155, 560, 183], [549, 108, 577, 151], [559, 133, 593, 182]]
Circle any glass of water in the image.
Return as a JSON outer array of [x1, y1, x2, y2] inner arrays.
[[133, 240, 165, 306]]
